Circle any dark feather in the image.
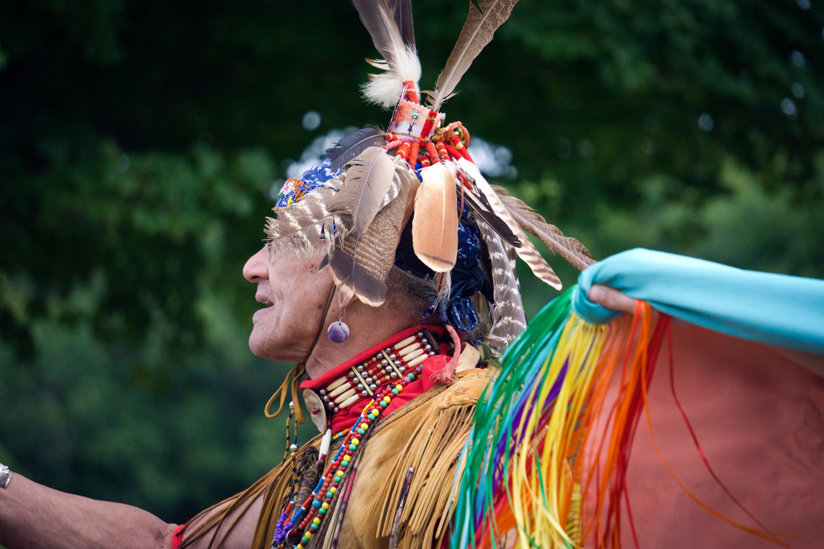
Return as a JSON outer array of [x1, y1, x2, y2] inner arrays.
[[293, 447, 321, 523], [428, 0, 519, 111], [328, 147, 396, 237], [460, 182, 521, 246], [326, 127, 387, 172], [351, 0, 406, 68], [493, 184, 596, 271], [457, 159, 561, 289], [388, 0, 414, 48]]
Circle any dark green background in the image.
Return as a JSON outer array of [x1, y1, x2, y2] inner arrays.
[[1, 0, 822, 525]]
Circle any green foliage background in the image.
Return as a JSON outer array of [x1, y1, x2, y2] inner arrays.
[[1, 0, 822, 525]]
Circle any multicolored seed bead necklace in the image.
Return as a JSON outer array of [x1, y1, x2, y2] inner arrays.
[[274, 362, 425, 548], [273, 330, 440, 548]]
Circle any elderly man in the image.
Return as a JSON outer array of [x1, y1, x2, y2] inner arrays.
[[1, 1, 582, 544], [0, 1, 598, 531], [2, 0, 600, 543], [2, 124, 823, 549], [0, 159, 589, 549], [4, 229, 824, 549], [0, 255, 455, 549]]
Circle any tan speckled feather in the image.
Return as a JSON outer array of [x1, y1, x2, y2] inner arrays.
[[265, 186, 346, 254], [477, 217, 527, 350], [493, 184, 595, 271]]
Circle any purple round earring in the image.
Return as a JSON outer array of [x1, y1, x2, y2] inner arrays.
[[327, 319, 350, 343]]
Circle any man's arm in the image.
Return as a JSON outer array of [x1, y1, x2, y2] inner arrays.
[[0, 472, 265, 549], [0, 473, 178, 549]]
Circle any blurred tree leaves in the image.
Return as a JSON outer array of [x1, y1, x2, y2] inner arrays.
[[1, 0, 822, 525]]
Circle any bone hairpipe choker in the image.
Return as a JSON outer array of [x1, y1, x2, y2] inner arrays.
[[317, 330, 438, 414]]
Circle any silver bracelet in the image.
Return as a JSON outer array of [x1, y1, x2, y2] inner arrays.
[[0, 462, 12, 489]]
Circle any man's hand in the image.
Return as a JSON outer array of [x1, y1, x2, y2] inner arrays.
[[588, 284, 637, 314]]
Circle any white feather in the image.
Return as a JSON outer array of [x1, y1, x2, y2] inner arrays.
[[361, 45, 421, 108]]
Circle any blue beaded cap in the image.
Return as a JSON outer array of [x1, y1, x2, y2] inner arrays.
[[275, 159, 340, 209]]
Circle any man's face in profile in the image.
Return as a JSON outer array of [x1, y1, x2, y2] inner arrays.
[[243, 246, 333, 362]]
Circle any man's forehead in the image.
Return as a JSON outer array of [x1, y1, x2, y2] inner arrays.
[[267, 243, 325, 269]]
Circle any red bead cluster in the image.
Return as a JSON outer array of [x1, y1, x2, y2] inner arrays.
[[385, 121, 474, 168]]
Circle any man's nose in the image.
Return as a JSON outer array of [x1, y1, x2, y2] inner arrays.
[[243, 246, 268, 282]]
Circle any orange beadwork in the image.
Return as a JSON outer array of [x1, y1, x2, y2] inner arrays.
[[402, 80, 418, 103], [409, 141, 420, 166], [444, 143, 463, 161], [448, 122, 470, 147], [425, 141, 440, 165], [396, 141, 411, 161], [449, 136, 471, 160], [446, 122, 473, 162], [436, 141, 449, 162], [420, 110, 439, 140], [385, 139, 403, 153]]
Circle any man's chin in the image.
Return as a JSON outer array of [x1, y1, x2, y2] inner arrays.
[[248, 339, 265, 359], [248, 331, 296, 362], [248, 328, 275, 359]]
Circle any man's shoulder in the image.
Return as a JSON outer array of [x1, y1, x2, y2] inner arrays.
[[375, 366, 495, 434]]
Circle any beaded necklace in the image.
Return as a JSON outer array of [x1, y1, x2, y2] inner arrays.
[[274, 329, 440, 548], [313, 330, 437, 415]]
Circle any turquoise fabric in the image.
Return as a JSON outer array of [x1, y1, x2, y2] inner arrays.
[[572, 248, 824, 355]]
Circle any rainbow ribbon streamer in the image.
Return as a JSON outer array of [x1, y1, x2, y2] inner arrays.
[[451, 288, 664, 548], [451, 249, 824, 548]]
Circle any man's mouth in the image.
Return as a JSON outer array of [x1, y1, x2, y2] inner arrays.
[[256, 296, 274, 307]]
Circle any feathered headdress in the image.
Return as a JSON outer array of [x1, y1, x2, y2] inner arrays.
[[267, 0, 594, 350]]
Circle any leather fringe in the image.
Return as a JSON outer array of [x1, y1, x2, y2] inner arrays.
[[180, 466, 283, 549], [373, 398, 477, 548], [264, 362, 307, 425], [251, 434, 324, 549]]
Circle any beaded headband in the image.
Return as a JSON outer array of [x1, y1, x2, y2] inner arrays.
[[266, 0, 594, 350]]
